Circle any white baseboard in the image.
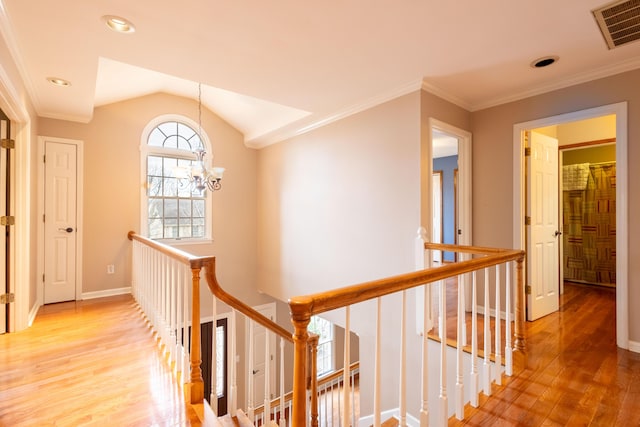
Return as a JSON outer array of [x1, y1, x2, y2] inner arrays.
[[629, 340, 640, 353], [359, 409, 419, 427], [28, 303, 40, 327], [81, 287, 131, 300], [475, 305, 512, 321]]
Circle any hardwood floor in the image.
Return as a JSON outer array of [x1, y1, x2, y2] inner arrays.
[[449, 282, 640, 426], [0, 295, 202, 426]]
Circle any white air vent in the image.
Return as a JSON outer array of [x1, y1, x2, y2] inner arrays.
[[593, 0, 640, 49]]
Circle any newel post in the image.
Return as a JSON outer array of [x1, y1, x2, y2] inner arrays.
[[289, 297, 313, 427], [187, 265, 205, 404], [308, 334, 319, 427]]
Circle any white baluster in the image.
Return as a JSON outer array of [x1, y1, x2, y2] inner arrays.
[[279, 337, 285, 427], [505, 262, 513, 376], [210, 294, 217, 409], [230, 310, 238, 414], [342, 306, 351, 427], [399, 291, 407, 427], [374, 297, 381, 427], [439, 279, 447, 426], [470, 270, 479, 407], [169, 259, 177, 370], [264, 327, 271, 422], [182, 266, 190, 385], [175, 261, 184, 378], [248, 319, 255, 421], [420, 284, 429, 427], [483, 268, 492, 395], [455, 274, 464, 420], [494, 264, 502, 386]]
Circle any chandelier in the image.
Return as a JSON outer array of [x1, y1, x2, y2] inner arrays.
[[179, 83, 225, 192]]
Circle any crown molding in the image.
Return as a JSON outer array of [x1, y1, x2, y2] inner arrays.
[[246, 79, 424, 149], [0, 0, 41, 118], [472, 56, 640, 111], [420, 80, 474, 111]]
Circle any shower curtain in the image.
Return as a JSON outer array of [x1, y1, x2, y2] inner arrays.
[[562, 162, 616, 286]]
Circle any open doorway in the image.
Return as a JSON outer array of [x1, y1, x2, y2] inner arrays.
[[513, 102, 628, 350], [432, 129, 459, 263]]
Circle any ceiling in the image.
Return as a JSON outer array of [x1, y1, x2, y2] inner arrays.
[[1, 0, 639, 148]]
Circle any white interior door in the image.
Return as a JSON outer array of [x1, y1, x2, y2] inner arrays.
[[44, 141, 78, 304], [250, 303, 276, 406], [432, 171, 442, 264], [527, 131, 560, 320], [0, 118, 7, 333]]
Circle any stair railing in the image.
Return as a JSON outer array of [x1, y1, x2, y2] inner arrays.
[[288, 230, 525, 426]]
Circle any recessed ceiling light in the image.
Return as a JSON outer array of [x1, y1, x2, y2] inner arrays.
[[47, 77, 71, 87], [103, 15, 135, 33], [530, 56, 559, 68]]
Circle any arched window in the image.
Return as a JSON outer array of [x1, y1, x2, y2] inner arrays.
[[140, 115, 212, 242]]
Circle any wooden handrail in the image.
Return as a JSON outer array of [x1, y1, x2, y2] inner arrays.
[[289, 248, 524, 317], [128, 232, 293, 344]]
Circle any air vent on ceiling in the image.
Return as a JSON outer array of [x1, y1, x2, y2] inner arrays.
[[593, 0, 640, 49]]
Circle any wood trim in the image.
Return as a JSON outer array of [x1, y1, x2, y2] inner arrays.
[[128, 231, 293, 343], [559, 137, 615, 150], [289, 246, 524, 316]]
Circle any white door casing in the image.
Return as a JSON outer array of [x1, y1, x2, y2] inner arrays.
[[0, 119, 7, 333], [432, 171, 442, 264], [512, 102, 628, 350], [527, 131, 560, 320], [43, 140, 78, 303]]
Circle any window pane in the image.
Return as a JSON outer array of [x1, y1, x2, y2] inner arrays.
[[164, 199, 178, 218], [149, 218, 163, 239], [147, 176, 162, 197], [163, 177, 178, 197], [148, 128, 167, 147], [216, 325, 225, 396], [193, 200, 205, 217], [163, 157, 178, 176], [148, 199, 163, 218], [147, 156, 163, 176], [179, 199, 192, 217], [164, 218, 177, 238], [179, 218, 192, 238]]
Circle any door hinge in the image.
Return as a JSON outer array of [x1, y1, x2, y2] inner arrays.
[[43, 274, 45, 283], [525, 285, 532, 295], [525, 216, 531, 226], [1, 216, 15, 226], [524, 147, 531, 157], [1, 138, 15, 149], [0, 293, 15, 304], [43, 154, 46, 163]]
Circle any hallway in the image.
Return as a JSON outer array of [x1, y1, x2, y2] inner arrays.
[[0, 295, 201, 426], [451, 282, 640, 426]]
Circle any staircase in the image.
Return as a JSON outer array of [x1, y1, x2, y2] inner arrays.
[[128, 229, 526, 427]]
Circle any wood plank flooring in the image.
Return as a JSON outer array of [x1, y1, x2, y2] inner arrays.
[[0, 295, 202, 426], [449, 282, 640, 426]]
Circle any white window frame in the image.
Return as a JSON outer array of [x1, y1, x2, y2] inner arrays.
[[140, 114, 213, 244], [308, 315, 334, 376]]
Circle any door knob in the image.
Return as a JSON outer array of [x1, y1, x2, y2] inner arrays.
[[554, 230, 562, 237], [58, 227, 74, 233], [252, 369, 259, 375]]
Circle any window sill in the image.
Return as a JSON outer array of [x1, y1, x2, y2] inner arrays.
[[156, 238, 214, 247]]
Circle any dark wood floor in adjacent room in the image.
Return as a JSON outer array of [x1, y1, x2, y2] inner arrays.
[[450, 282, 640, 426]]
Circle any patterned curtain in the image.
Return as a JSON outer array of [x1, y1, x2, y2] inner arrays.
[[562, 163, 616, 286]]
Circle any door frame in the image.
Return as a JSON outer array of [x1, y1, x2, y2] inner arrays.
[[512, 102, 628, 349], [247, 302, 277, 407], [37, 136, 84, 305]]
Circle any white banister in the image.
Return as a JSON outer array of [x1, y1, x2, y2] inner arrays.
[[247, 319, 255, 421], [264, 327, 271, 421], [230, 310, 238, 414], [494, 264, 502, 386], [210, 293, 217, 407], [342, 306, 351, 427], [420, 284, 429, 427], [438, 278, 447, 426], [279, 337, 285, 427], [455, 274, 464, 420], [483, 268, 492, 396], [374, 297, 381, 427], [399, 291, 407, 427], [505, 262, 513, 376], [470, 269, 479, 407]]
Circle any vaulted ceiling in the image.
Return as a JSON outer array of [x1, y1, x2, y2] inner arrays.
[[1, 0, 639, 147]]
